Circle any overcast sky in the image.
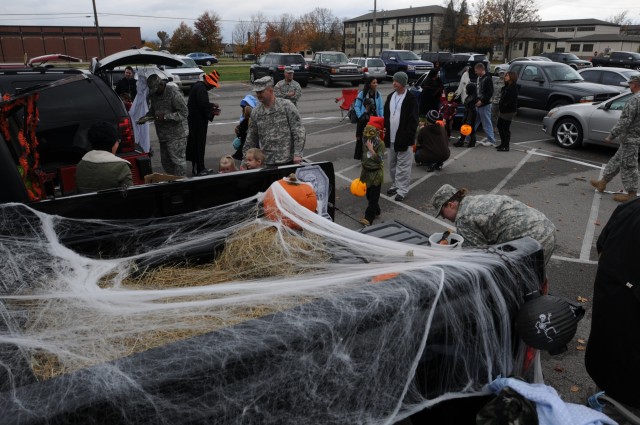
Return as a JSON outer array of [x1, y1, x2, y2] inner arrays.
[[2, 0, 640, 46]]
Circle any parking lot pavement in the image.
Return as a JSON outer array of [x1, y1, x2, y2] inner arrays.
[[150, 85, 626, 405]]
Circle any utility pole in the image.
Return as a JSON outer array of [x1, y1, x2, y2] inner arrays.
[[92, 0, 105, 58], [372, 0, 377, 57]]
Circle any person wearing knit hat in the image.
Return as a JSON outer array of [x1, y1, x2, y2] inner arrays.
[[75, 121, 133, 193], [186, 69, 221, 175], [384, 71, 418, 202], [358, 116, 386, 226], [415, 110, 450, 172]]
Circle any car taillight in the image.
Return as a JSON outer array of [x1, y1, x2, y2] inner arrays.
[[363, 67, 369, 72], [118, 117, 135, 152], [277, 65, 285, 71]]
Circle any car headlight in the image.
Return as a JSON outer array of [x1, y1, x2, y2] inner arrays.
[[546, 108, 559, 118], [579, 95, 594, 103], [407, 65, 416, 71]]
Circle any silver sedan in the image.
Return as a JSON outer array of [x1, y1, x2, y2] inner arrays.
[[542, 91, 633, 149]]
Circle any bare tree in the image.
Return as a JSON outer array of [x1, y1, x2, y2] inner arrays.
[[608, 10, 634, 35], [232, 21, 253, 56], [300, 8, 342, 51], [157, 31, 170, 51], [486, 0, 540, 61], [248, 12, 268, 54], [194, 11, 222, 54]]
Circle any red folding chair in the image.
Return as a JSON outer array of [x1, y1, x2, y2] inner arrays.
[[335, 89, 359, 122]]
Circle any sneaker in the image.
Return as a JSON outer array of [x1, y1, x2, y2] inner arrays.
[[435, 163, 443, 171], [426, 165, 436, 172], [453, 141, 465, 148], [359, 218, 371, 226], [387, 188, 397, 196], [478, 137, 488, 144], [478, 140, 493, 147], [394, 194, 405, 202]]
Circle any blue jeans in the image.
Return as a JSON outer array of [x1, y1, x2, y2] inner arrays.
[[475, 104, 496, 144]]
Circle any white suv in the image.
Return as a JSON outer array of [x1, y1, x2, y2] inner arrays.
[[162, 56, 205, 93], [349, 57, 387, 82]]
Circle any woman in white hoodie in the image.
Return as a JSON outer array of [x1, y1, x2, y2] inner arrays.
[[76, 122, 133, 193], [454, 66, 470, 103]]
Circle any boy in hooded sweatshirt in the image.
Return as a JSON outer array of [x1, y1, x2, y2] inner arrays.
[[359, 116, 385, 226]]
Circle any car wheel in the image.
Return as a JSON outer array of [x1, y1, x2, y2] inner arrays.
[[323, 76, 332, 88], [300, 80, 308, 88], [250, 72, 255, 83], [554, 117, 583, 149], [205, 60, 212, 66], [549, 99, 570, 110]]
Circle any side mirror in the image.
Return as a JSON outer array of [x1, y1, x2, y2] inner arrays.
[[533, 76, 545, 83]]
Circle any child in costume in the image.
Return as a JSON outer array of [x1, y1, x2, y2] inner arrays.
[[453, 83, 478, 148], [439, 92, 458, 139], [359, 116, 385, 226]]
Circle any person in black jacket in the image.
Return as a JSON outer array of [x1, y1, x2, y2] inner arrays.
[[496, 71, 518, 152], [415, 109, 450, 171], [419, 66, 443, 118], [115, 66, 137, 103], [186, 70, 220, 176], [384, 72, 419, 202], [585, 198, 640, 422], [453, 83, 478, 148]]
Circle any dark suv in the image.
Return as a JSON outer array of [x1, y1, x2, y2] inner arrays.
[[540, 52, 592, 70], [250, 53, 309, 87], [0, 68, 150, 194], [380, 50, 433, 81]]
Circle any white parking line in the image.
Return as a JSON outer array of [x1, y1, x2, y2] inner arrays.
[[581, 167, 605, 261], [491, 149, 535, 194]]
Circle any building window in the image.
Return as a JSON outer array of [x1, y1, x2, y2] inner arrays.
[[392, 24, 395, 30], [539, 27, 556, 32], [547, 43, 551, 49], [582, 44, 594, 52], [558, 27, 575, 32], [577, 26, 595, 31], [570, 44, 580, 52], [518, 42, 523, 50]]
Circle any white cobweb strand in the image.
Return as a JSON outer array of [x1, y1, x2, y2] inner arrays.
[[0, 186, 541, 424]]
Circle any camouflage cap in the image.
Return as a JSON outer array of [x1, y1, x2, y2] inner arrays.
[[252, 76, 274, 92], [431, 184, 457, 217], [284, 66, 294, 73], [629, 74, 640, 84]]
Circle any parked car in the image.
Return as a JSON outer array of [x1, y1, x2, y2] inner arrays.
[[242, 54, 256, 62], [162, 56, 205, 93], [187, 52, 218, 66], [349, 57, 386, 81], [307, 51, 363, 87], [542, 91, 632, 149], [420, 51, 455, 66], [578, 67, 639, 90], [493, 56, 551, 74], [249, 53, 309, 87], [442, 52, 490, 83], [591, 51, 640, 70], [540, 52, 592, 70], [380, 50, 433, 82], [507, 61, 622, 111]]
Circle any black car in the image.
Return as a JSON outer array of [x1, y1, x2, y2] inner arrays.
[[540, 52, 592, 70], [242, 54, 256, 62], [508, 61, 622, 110], [250, 53, 309, 87]]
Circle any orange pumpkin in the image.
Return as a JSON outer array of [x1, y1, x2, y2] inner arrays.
[[436, 119, 445, 127], [460, 124, 472, 136], [263, 173, 318, 229], [350, 178, 367, 197]]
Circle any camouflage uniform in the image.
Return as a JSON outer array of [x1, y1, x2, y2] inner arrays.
[[601, 91, 640, 193], [243, 97, 306, 166], [491, 75, 505, 127], [145, 84, 188, 176], [274, 79, 302, 105], [456, 194, 556, 264]]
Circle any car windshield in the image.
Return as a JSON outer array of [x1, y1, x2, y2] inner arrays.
[[621, 70, 640, 79], [397, 51, 420, 60], [368, 59, 385, 67], [322, 53, 349, 63], [283, 55, 305, 65], [178, 58, 198, 68], [545, 65, 583, 82]]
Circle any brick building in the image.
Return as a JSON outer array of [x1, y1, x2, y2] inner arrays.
[[0, 26, 142, 63]]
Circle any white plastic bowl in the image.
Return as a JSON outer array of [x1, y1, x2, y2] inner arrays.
[[428, 232, 464, 249]]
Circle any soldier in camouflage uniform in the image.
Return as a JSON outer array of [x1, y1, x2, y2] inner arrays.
[[431, 184, 556, 264], [274, 67, 302, 106], [243, 76, 306, 167], [590, 74, 640, 202], [139, 74, 188, 176]]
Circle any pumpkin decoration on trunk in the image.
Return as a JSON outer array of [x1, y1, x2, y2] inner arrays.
[[263, 173, 318, 229]]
